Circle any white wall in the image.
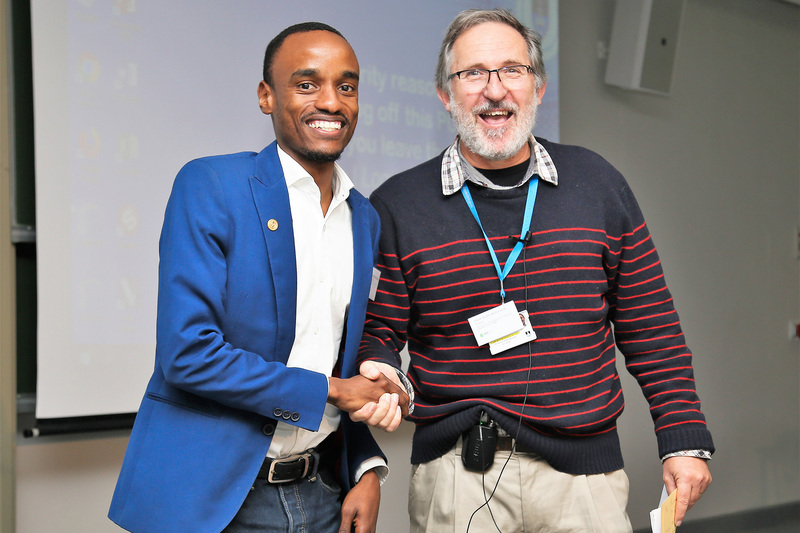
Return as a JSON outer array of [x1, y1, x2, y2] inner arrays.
[[558, 0, 800, 527], [14, 1, 800, 531], [16, 435, 126, 532]]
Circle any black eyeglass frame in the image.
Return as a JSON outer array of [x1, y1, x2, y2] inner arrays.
[[447, 64, 534, 83]]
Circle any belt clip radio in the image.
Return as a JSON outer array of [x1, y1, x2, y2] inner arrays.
[[461, 410, 497, 473]]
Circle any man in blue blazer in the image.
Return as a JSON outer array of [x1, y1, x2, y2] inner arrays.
[[108, 22, 408, 533]]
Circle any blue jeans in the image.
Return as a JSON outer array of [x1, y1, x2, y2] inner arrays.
[[223, 466, 343, 533]]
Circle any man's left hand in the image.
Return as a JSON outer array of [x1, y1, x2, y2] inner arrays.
[[350, 362, 407, 431], [662, 456, 712, 527], [339, 469, 380, 533]]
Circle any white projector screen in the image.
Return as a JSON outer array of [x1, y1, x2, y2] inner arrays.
[[31, 0, 559, 419]]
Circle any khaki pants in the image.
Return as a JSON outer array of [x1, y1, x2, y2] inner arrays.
[[408, 442, 632, 533]]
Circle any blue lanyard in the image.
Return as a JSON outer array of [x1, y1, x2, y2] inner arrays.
[[461, 179, 538, 302]]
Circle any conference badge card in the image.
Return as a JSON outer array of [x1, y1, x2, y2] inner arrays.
[[468, 301, 523, 346], [489, 310, 536, 355]]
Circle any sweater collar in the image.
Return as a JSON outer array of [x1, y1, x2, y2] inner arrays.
[[440, 135, 558, 196]]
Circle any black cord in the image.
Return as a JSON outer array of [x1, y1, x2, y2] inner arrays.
[[465, 243, 535, 533]]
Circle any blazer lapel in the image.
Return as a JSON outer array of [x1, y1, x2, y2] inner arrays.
[[340, 190, 374, 377], [249, 142, 297, 361]]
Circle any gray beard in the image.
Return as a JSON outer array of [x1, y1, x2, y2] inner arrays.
[[450, 98, 537, 161]]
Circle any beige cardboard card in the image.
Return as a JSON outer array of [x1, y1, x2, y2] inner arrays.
[[660, 489, 677, 533]]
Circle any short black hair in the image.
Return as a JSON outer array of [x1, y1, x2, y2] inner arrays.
[[262, 22, 346, 87]]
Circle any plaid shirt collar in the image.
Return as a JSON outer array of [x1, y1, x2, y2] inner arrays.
[[441, 135, 558, 196]]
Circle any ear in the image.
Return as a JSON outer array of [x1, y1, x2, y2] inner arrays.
[[436, 87, 452, 113], [535, 82, 547, 105], [257, 81, 274, 115]]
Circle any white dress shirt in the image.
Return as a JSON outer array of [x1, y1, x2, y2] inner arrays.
[[267, 147, 386, 482]]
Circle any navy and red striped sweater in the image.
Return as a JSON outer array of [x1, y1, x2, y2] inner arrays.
[[358, 139, 714, 475]]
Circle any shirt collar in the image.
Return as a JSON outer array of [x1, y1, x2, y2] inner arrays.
[[441, 135, 558, 196], [276, 145, 354, 204]]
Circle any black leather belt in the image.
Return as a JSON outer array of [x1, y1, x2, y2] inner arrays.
[[495, 435, 536, 454], [258, 450, 320, 484], [457, 433, 538, 454], [258, 436, 336, 484]]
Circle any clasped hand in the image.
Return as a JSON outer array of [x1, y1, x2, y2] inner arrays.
[[328, 361, 409, 432]]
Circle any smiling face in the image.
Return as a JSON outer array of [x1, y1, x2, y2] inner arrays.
[[437, 21, 546, 169], [258, 30, 359, 172]]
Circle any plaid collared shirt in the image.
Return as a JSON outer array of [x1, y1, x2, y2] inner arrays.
[[440, 134, 559, 195]]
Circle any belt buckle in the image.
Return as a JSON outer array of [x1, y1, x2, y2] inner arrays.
[[267, 450, 319, 484]]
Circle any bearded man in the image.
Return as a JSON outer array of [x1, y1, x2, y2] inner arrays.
[[357, 8, 713, 533]]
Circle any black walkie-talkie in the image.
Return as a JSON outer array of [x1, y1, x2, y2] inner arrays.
[[461, 410, 497, 472]]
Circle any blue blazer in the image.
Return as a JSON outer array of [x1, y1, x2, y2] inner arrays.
[[109, 142, 383, 532]]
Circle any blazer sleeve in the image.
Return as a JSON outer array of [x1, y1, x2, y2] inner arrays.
[[155, 158, 329, 431]]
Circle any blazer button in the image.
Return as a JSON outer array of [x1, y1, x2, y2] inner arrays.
[[290, 412, 300, 422], [262, 424, 275, 436], [273, 408, 283, 418], [282, 411, 292, 420]]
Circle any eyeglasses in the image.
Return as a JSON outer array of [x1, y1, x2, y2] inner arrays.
[[447, 65, 533, 87]]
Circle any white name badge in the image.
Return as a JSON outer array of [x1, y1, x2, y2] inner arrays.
[[468, 301, 522, 345], [489, 310, 537, 355]]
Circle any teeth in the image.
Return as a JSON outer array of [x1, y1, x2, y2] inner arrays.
[[309, 120, 342, 131], [484, 110, 509, 116]]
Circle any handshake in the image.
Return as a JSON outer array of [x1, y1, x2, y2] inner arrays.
[[327, 361, 411, 432]]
